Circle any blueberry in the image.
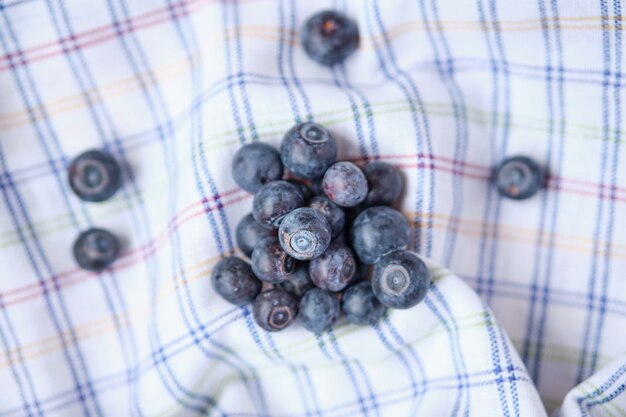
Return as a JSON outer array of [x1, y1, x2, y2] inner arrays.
[[308, 195, 345, 238], [253, 289, 298, 332], [494, 156, 545, 200], [235, 213, 275, 258], [68, 150, 122, 202], [363, 161, 403, 206], [281, 122, 337, 179], [211, 256, 262, 306], [286, 179, 313, 201], [232, 143, 283, 194], [349, 206, 409, 264], [279, 262, 315, 298], [309, 240, 356, 292], [323, 162, 368, 207], [73, 228, 120, 272], [372, 250, 430, 309], [251, 237, 296, 283], [301, 10, 359, 66], [278, 207, 332, 260], [342, 281, 386, 325], [252, 180, 304, 229], [298, 288, 340, 333]]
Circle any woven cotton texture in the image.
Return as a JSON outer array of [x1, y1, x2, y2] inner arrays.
[[0, 0, 625, 416]]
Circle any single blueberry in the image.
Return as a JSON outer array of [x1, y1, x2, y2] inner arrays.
[[308, 195, 345, 238], [301, 10, 359, 66], [323, 161, 368, 207], [252, 180, 304, 229], [371, 250, 431, 309], [349, 206, 409, 264], [73, 228, 120, 272], [298, 288, 340, 333], [232, 142, 283, 194], [278, 207, 332, 260], [281, 122, 337, 179], [279, 262, 315, 298], [495, 156, 545, 200], [211, 256, 262, 306], [235, 213, 275, 258], [251, 237, 296, 283], [363, 161, 403, 206], [286, 179, 314, 201], [309, 240, 356, 292], [342, 281, 386, 325], [253, 288, 298, 332], [68, 150, 122, 202]]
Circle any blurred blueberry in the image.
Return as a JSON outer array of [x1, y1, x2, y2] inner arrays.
[[349, 206, 409, 264], [278, 207, 332, 260], [301, 10, 359, 66], [342, 281, 386, 325], [211, 256, 262, 306], [308, 195, 345, 238], [252, 180, 304, 229], [251, 237, 297, 283], [323, 161, 368, 207], [73, 228, 120, 272], [253, 289, 298, 332], [309, 240, 356, 292], [363, 161, 403, 206], [371, 250, 431, 309], [235, 213, 275, 258], [232, 143, 283, 194], [279, 262, 315, 298], [281, 122, 337, 179], [299, 288, 340, 333], [495, 156, 545, 200], [286, 178, 313, 201], [68, 150, 122, 202]]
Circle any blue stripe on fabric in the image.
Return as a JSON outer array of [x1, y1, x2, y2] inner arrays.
[[0, 316, 34, 417], [276, 0, 303, 123], [521, 0, 557, 386], [576, 0, 613, 385], [589, 0, 622, 377], [285, 0, 313, 121], [421, 0, 470, 268], [366, 0, 435, 256]]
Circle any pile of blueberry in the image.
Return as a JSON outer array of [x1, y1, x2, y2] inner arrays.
[[213, 121, 432, 333], [66, 7, 548, 302]]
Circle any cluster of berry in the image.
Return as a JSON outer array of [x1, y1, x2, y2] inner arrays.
[[214, 122, 431, 333]]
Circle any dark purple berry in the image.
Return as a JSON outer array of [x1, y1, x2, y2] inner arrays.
[[279, 262, 315, 298], [68, 150, 121, 202], [211, 256, 262, 306], [235, 213, 275, 258], [495, 156, 545, 200], [298, 288, 340, 333], [281, 122, 337, 179], [73, 228, 120, 272], [301, 10, 359, 66], [308, 195, 345, 238], [363, 161, 403, 206], [232, 143, 283, 194], [253, 289, 298, 332], [372, 250, 430, 309], [251, 237, 297, 283], [342, 281, 386, 325], [309, 240, 356, 292], [323, 161, 368, 207], [286, 179, 313, 201], [349, 206, 409, 264], [278, 208, 332, 260], [252, 180, 304, 229]]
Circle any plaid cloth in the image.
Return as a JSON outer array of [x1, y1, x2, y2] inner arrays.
[[0, 0, 625, 415]]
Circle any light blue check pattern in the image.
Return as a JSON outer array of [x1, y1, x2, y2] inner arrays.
[[0, 0, 624, 415]]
